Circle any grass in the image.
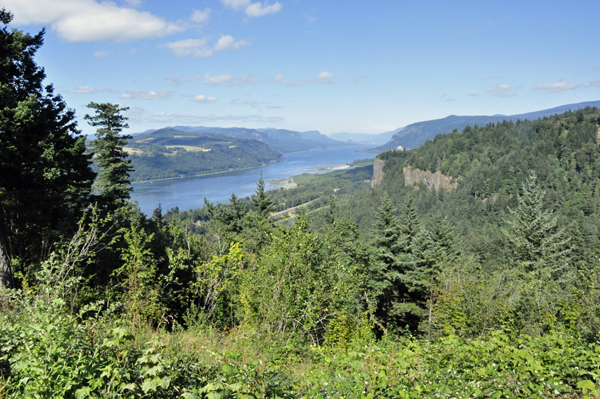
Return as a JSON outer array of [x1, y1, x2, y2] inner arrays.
[[166, 145, 211, 152]]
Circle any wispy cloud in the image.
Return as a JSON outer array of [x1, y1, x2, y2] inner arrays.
[[203, 73, 262, 86], [166, 75, 183, 86], [191, 8, 211, 24], [274, 74, 310, 87], [534, 80, 600, 93], [120, 90, 171, 100], [485, 84, 516, 97], [220, 0, 282, 18], [93, 50, 110, 58], [192, 95, 218, 103], [5, 0, 183, 42], [231, 99, 257, 105], [468, 91, 478, 96], [68, 86, 119, 94], [161, 35, 249, 57], [204, 74, 234, 85], [266, 105, 284, 109], [150, 112, 284, 124], [316, 71, 335, 84], [303, 13, 316, 23], [347, 75, 367, 83]]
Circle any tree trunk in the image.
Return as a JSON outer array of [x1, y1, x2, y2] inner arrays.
[[0, 220, 14, 289]]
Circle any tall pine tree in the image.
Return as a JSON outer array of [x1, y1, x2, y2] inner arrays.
[[85, 102, 133, 213], [0, 10, 95, 288], [503, 171, 571, 273]]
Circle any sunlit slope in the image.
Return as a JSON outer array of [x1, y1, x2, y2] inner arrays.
[[124, 128, 283, 182]]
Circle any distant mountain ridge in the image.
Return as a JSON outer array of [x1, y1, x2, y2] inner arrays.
[[372, 100, 600, 152], [327, 129, 402, 145], [132, 126, 355, 154]]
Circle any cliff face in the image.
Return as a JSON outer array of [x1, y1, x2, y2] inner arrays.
[[403, 166, 457, 192], [371, 159, 458, 192], [371, 159, 385, 188]]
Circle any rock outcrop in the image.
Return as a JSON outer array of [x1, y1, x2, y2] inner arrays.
[[403, 166, 457, 192], [371, 159, 385, 188]]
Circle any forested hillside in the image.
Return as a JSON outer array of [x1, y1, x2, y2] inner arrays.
[[4, 11, 600, 398], [124, 129, 283, 182], [372, 100, 600, 151]]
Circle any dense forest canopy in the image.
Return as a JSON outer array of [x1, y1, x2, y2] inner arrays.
[[3, 10, 600, 397]]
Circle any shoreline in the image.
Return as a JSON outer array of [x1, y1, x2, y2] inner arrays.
[[131, 163, 278, 184]]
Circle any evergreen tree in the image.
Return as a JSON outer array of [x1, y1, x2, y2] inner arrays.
[[85, 102, 133, 212], [0, 10, 95, 288], [503, 171, 571, 272], [251, 172, 275, 218]]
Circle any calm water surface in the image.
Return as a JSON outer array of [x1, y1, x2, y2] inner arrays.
[[131, 146, 376, 215]]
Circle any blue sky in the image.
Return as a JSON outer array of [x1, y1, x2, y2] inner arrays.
[[5, 0, 600, 135]]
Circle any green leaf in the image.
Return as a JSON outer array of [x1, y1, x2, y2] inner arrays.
[[222, 364, 234, 373], [578, 380, 597, 390]]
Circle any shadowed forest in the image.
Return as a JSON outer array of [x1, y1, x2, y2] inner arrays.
[[3, 10, 600, 398]]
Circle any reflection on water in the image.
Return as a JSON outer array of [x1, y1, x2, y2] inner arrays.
[[130, 146, 376, 215]]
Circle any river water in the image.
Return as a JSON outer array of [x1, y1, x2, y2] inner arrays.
[[130, 146, 376, 215]]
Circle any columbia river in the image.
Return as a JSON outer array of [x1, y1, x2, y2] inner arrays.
[[130, 146, 376, 215]]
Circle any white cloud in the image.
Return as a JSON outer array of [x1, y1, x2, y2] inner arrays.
[[204, 74, 234, 85], [468, 91, 478, 96], [68, 86, 119, 94], [191, 8, 211, 24], [534, 82, 577, 93], [213, 35, 249, 51], [317, 72, 335, 84], [273, 74, 310, 87], [166, 76, 183, 86], [93, 50, 110, 58], [245, 2, 282, 17], [129, 48, 138, 55], [161, 35, 248, 57], [161, 38, 212, 57], [347, 75, 367, 83], [5, 0, 183, 42], [582, 80, 600, 88], [120, 90, 171, 100], [231, 74, 262, 85], [231, 99, 257, 105], [534, 80, 600, 93], [485, 84, 516, 97], [149, 111, 284, 124], [201, 73, 261, 86], [266, 105, 283, 109], [220, 0, 282, 17], [313, 72, 335, 84], [192, 95, 219, 103]]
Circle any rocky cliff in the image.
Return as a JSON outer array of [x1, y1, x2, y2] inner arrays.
[[371, 159, 385, 188], [403, 166, 458, 192]]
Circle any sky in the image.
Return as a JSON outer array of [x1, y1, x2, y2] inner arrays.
[[4, 0, 600, 136]]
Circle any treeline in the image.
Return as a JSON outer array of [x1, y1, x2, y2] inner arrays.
[[2, 10, 600, 397]]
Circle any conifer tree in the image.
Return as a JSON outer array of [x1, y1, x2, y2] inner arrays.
[[85, 102, 133, 212], [251, 172, 275, 218], [503, 171, 571, 272], [0, 10, 95, 288]]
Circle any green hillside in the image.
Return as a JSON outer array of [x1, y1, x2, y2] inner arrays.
[[350, 107, 600, 269], [124, 128, 283, 182], [371, 100, 600, 151]]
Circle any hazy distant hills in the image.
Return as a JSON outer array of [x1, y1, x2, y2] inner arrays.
[[372, 100, 600, 152], [132, 126, 355, 154], [327, 129, 402, 145], [125, 128, 282, 182]]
